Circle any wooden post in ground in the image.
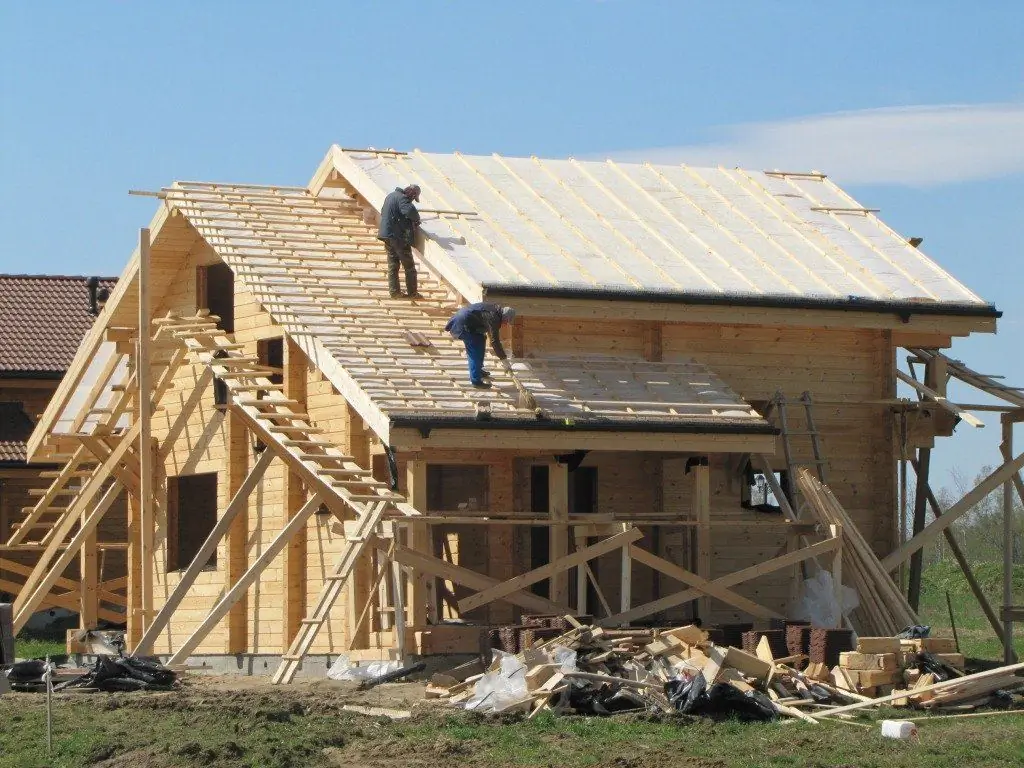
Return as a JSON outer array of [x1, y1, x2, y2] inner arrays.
[[138, 227, 154, 635], [282, 338, 308, 650], [908, 446, 931, 611], [913, 461, 1007, 646], [691, 459, 711, 621], [488, 458, 515, 625], [830, 524, 843, 628], [575, 529, 588, 615], [226, 412, 250, 653], [79, 522, 98, 630], [406, 460, 432, 626], [620, 523, 632, 616], [390, 522, 408, 662], [346, 405, 373, 648], [549, 461, 569, 605], [1002, 415, 1015, 664]]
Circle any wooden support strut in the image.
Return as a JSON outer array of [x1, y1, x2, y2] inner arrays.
[[380, 541, 573, 616], [882, 451, 1024, 571], [167, 494, 325, 666], [600, 536, 838, 626], [456, 528, 643, 614], [133, 448, 276, 656]]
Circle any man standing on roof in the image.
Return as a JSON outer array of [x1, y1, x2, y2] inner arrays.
[[378, 185, 422, 299], [445, 303, 516, 389]]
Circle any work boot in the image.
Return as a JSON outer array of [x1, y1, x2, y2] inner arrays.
[[471, 380, 493, 389]]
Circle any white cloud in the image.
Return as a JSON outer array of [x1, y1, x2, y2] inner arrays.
[[605, 103, 1024, 187]]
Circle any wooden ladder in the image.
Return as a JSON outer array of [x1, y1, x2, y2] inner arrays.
[[160, 314, 416, 683], [6, 446, 98, 546], [762, 390, 828, 519]]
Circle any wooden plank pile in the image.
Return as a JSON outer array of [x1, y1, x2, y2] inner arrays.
[[796, 470, 919, 635], [425, 619, 871, 722], [424, 618, 1024, 721]]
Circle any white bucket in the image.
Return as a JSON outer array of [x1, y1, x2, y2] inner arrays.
[[880, 720, 919, 740]]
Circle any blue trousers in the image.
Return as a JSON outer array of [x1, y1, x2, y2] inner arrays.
[[460, 333, 486, 383]]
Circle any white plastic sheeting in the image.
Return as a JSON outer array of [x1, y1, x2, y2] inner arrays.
[[335, 148, 985, 306]]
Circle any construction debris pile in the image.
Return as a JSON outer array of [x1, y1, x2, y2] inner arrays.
[[425, 618, 1024, 722]]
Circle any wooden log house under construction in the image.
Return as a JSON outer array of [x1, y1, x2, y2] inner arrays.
[[8, 146, 1023, 681]]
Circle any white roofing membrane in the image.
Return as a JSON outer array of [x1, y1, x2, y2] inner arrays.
[[334, 149, 986, 307]]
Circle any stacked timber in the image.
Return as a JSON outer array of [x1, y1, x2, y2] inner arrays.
[[833, 635, 968, 700], [427, 619, 1024, 719], [426, 620, 870, 721], [796, 470, 919, 635]]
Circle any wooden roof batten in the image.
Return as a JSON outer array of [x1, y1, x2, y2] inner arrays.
[[163, 180, 773, 448]]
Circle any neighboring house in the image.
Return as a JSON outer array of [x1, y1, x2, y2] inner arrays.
[[14, 147, 1010, 680], [0, 274, 121, 621]]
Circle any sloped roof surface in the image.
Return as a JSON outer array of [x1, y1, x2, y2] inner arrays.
[[0, 275, 116, 375], [0, 401, 34, 463], [163, 182, 769, 435], [332, 148, 987, 308]]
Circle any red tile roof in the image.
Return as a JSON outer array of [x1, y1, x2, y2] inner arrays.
[[0, 401, 34, 464], [0, 274, 116, 376]]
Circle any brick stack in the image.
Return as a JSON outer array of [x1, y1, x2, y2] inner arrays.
[[741, 629, 788, 658], [716, 622, 753, 649], [785, 622, 812, 657], [808, 628, 855, 666]]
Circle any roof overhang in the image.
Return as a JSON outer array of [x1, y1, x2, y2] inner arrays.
[[483, 287, 999, 338], [389, 420, 776, 453]]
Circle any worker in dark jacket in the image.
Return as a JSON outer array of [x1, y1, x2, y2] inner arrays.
[[444, 303, 516, 388], [378, 185, 422, 298]]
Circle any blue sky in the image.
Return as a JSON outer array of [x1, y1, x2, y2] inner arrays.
[[1, 1, 1021, 491]]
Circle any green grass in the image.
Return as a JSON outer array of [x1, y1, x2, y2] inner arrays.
[[13, 634, 67, 661], [916, 560, 1024, 660], [1, 696, 1023, 768]]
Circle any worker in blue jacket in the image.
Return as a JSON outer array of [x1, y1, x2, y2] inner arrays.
[[445, 303, 516, 388], [378, 185, 422, 298]]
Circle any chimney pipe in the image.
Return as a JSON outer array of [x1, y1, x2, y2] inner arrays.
[[86, 277, 100, 316]]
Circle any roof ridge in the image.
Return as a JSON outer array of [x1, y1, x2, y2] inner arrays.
[[0, 273, 118, 281]]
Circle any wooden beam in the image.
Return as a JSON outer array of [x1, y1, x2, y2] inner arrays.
[[283, 337, 308, 649], [692, 461, 711, 619], [882, 451, 1024, 571], [814, 661, 1024, 718], [626, 544, 783, 620], [384, 542, 571, 615], [13, 480, 125, 633], [134, 447, 275, 656], [907, 447, 931, 611], [226, 411, 249, 654], [910, 459, 1007, 645], [406, 460, 431, 626], [493, 295, 996, 337], [896, 370, 984, 428], [13, 415, 142, 628], [600, 536, 838, 626], [79, 523, 98, 629], [1002, 416, 1015, 664], [389, 427, 776, 454], [138, 227, 154, 634], [458, 528, 642, 613], [167, 494, 324, 665], [549, 462, 569, 605], [487, 458, 515, 625]]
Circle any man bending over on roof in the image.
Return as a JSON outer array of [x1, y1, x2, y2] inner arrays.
[[445, 303, 516, 389], [378, 184, 422, 299]]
